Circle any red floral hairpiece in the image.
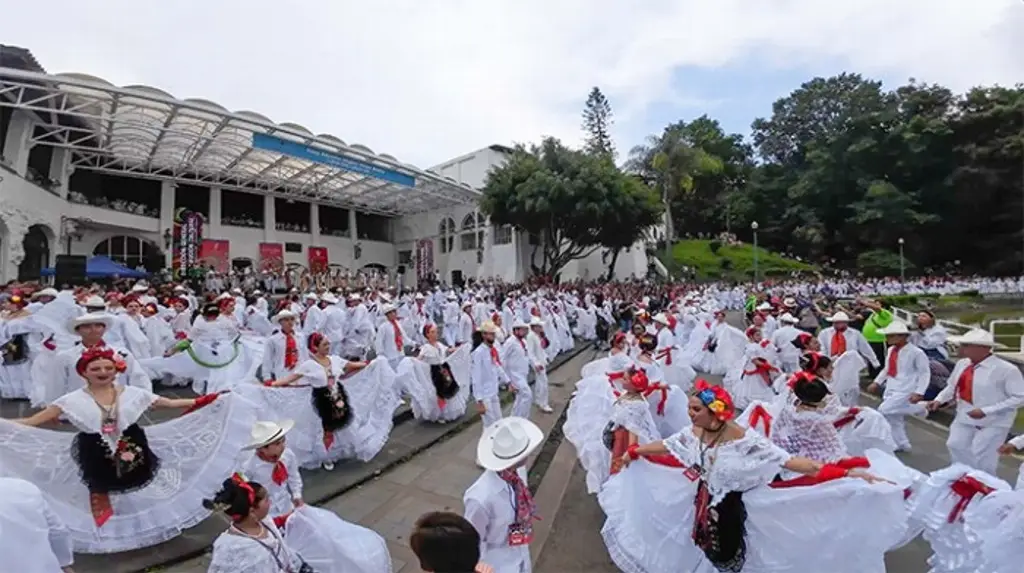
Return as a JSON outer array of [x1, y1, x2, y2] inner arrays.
[[307, 332, 324, 352], [627, 369, 652, 393], [694, 378, 735, 421], [76, 347, 117, 376]]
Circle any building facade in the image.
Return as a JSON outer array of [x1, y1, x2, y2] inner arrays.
[[0, 46, 649, 287]]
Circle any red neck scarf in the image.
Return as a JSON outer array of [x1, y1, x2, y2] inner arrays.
[[830, 329, 847, 356], [956, 362, 980, 403], [489, 344, 501, 366], [887, 343, 903, 376], [256, 451, 288, 486], [497, 468, 537, 526], [283, 331, 299, 370], [390, 319, 403, 350]]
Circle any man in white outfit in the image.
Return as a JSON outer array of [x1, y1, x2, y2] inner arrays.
[[866, 321, 930, 452], [464, 417, 543, 573], [500, 320, 536, 420], [472, 321, 512, 429], [526, 317, 553, 413], [928, 328, 1024, 475]]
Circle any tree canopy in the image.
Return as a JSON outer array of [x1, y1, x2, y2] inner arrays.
[[640, 73, 1023, 276], [480, 136, 661, 280]]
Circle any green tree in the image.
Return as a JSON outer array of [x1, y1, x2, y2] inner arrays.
[[481, 137, 652, 279], [582, 87, 615, 160], [594, 174, 663, 280], [625, 125, 723, 249]]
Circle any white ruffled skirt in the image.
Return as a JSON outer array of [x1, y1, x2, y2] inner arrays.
[[395, 346, 471, 423], [140, 334, 264, 394], [0, 394, 257, 553], [234, 359, 401, 467], [599, 453, 909, 573], [285, 505, 393, 573]]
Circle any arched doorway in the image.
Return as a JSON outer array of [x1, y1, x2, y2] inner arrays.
[[17, 225, 50, 280]]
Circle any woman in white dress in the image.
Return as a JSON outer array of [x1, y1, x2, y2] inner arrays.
[[142, 301, 262, 394], [0, 347, 255, 553], [601, 379, 908, 573], [253, 332, 401, 470], [0, 292, 44, 399], [205, 475, 309, 573], [236, 420, 393, 573], [396, 324, 471, 423], [0, 477, 75, 573], [727, 326, 780, 409]]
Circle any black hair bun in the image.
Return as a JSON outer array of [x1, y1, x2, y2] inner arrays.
[[638, 335, 657, 353], [203, 477, 262, 519], [793, 376, 831, 404]]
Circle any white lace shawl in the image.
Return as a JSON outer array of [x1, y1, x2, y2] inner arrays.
[[664, 427, 791, 505], [610, 396, 661, 445]]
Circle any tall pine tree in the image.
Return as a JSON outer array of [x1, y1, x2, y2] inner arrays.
[[582, 87, 615, 160]]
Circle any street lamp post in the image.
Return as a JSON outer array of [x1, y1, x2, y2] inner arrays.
[[751, 221, 759, 283], [898, 237, 906, 281]]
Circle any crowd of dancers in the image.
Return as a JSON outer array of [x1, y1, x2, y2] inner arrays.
[[0, 275, 1022, 572]]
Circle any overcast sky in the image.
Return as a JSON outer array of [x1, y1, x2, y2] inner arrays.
[[2, 0, 1021, 168]]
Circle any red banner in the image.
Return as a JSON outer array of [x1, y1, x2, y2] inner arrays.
[[198, 239, 230, 273], [308, 246, 328, 273], [258, 242, 284, 273], [416, 239, 434, 281]]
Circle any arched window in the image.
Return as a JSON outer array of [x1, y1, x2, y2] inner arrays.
[[17, 225, 50, 281], [438, 217, 456, 254], [460, 212, 482, 251], [93, 235, 159, 270]]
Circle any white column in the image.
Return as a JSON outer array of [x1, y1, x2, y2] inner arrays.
[[49, 149, 72, 198], [159, 182, 176, 267], [348, 209, 357, 241], [3, 111, 34, 175], [208, 187, 223, 238], [310, 202, 320, 244], [263, 195, 276, 242]]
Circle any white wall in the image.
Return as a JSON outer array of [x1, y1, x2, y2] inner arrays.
[[0, 169, 64, 281]]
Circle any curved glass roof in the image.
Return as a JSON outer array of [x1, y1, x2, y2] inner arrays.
[[0, 67, 480, 216]]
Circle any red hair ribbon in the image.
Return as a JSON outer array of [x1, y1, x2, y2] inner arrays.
[[228, 473, 256, 521], [611, 332, 626, 347], [787, 370, 815, 390], [76, 347, 116, 376], [745, 326, 759, 338], [307, 332, 325, 353]]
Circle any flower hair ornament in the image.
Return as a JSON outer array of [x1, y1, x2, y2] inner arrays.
[[75, 347, 122, 376], [694, 378, 735, 421], [628, 368, 669, 416]]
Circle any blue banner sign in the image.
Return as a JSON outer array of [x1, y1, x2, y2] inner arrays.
[[252, 132, 416, 187]]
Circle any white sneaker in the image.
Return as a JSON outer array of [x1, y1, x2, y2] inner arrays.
[[322, 461, 335, 471], [538, 405, 554, 413]]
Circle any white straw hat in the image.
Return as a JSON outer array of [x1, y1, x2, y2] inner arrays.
[[477, 417, 544, 472], [948, 328, 998, 347], [243, 420, 295, 450]]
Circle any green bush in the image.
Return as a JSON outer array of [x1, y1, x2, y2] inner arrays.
[[709, 240, 722, 254], [720, 258, 733, 270]]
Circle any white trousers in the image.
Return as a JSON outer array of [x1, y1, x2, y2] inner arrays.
[[479, 395, 503, 429], [533, 369, 550, 408], [509, 375, 533, 419], [883, 413, 912, 450], [946, 422, 1009, 476]]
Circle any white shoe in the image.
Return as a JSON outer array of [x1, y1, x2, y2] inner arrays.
[[322, 461, 335, 471], [538, 405, 554, 413]]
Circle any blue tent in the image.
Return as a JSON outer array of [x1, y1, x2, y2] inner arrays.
[[41, 256, 149, 279]]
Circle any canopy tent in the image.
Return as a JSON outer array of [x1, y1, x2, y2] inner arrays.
[[41, 256, 149, 279]]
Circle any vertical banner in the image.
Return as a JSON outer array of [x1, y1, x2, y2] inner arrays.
[[415, 239, 434, 281], [258, 242, 284, 273], [308, 246, 328, 273], [199, 239, 230, 273], [172, 209, 204, 279]]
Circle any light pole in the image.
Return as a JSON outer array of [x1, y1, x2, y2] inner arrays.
[[898, 237, 906, 281], [751, 221, 759, 282]]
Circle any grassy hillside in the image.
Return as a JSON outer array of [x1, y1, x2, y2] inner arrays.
[[661, 239, 816, 280]]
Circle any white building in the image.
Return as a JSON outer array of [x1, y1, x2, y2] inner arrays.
[[0, 46, 649, 287]]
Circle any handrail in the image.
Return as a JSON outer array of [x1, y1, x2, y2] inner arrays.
[[893, 305, 1024, 354], [989, 319, 1024, 353]]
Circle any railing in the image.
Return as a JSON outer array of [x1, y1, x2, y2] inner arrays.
[[893, 305, 1024, 356]]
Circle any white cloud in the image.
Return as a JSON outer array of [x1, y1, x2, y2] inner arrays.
[[2, 0, 1020, 167]]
